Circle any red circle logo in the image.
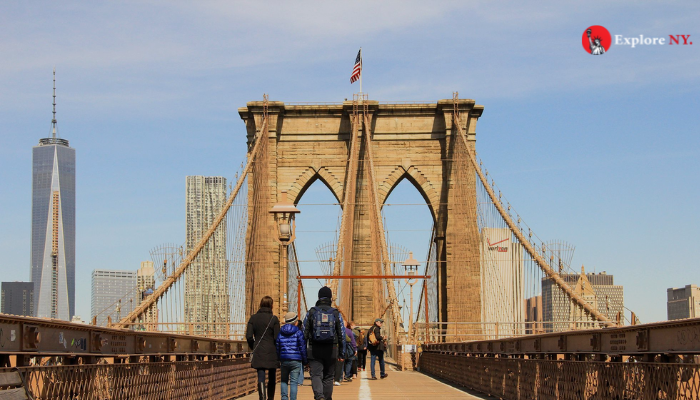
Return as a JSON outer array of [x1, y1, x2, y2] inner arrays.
[[582, 25, 611, 55]]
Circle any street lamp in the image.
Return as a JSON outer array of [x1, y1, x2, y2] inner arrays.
[[402, 252, 420, 343], [269, 191, 300, 315]]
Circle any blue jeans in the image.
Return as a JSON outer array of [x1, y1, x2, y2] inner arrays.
[[298, 362, 304, 385], [344, 355, 355, 379], [370, 350, 385, 378], [280, 360, 302, 400]]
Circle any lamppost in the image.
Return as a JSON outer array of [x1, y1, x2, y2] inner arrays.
[[269, 191, 300, 316], [402, 252, 420, 343]]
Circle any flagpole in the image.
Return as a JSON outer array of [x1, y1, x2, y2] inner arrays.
[[359, 48, 362, 94]]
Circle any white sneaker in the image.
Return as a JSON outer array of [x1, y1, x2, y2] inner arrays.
[[334, 381, 341, 386]]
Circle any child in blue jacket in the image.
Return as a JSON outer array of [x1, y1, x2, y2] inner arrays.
[[276, 312, 308, 400]]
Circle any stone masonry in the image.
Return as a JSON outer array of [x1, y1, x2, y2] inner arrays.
[[239, 99, 484, 326]]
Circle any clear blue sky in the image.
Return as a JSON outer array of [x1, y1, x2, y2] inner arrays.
[[1, 2, 698, 324]]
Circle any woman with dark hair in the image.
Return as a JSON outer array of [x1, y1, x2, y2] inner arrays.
[[246, 296, 280, 400]]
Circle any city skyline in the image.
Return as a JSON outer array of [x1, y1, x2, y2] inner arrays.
[[0, 2, 698, 323]]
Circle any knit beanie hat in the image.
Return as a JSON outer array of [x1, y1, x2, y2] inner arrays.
[[318, 286, 332, 299]]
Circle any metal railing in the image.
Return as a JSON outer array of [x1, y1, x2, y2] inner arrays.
[[119, 322, 248, 340], [6, 358, 257, 400], [418, 318, 700, 399], [412, 321, 609, 343], [420, 353, 700, 400]]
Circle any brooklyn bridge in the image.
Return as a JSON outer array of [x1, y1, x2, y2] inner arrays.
[[0, 94, 698, 399]]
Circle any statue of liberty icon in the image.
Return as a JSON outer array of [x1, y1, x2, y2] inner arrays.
[[587, 28, 606, 55]]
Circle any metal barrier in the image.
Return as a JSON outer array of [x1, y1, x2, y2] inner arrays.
[[0, 314, 247, 367], [418, 318, 700, 399], [117, 322, 248, 341], [420, 353, 700, 400], [0, 314, 260, 399], [413, 321, 608, 343], [3, 358, 257, 400]]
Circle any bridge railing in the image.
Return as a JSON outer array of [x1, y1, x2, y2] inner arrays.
[[0, 313, 260, 399], [413, 321, 609, 343], [418, 318, 700, 400], [6, 359, 258, 400], [118, 322, 248, 340]]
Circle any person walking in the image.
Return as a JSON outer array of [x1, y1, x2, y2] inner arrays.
[[294, 319, 305, 386], [367, 318, 388, 380], [246, 296, 280, 400], [355, 327, 367, 372], [351, 323, 362, 377], [276, 311, 307, 400], [343, 320, 357, 382], [303, 286, 345, 400], [333, 310, 349, 387]]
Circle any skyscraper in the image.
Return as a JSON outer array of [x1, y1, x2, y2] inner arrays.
[[542, 267, 624, 332], [667, 284, 700, 320], [91, 270, 137, 327], [184, 176, 229, 336], [480, 227, 524, 336], [1, 282, 34, 316], [136, 261, 158, 330], [31, 70, 75, 320]]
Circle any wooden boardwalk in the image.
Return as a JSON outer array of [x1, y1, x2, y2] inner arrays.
[[238, 366, 491, 400]]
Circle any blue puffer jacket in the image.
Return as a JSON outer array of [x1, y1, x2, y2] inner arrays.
[[276, 323, 308, 363]]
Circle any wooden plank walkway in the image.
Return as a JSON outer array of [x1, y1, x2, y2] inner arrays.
[[238, 366, 492, 400]]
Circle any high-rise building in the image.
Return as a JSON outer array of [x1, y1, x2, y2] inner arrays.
[[91, 270, 137, 327], [524, 295, 543, 334], [185, 176, 229, 336], [1, 282, 34, 316], [136, 261, 158, 330], [31, 70, 75, 320], [542, 267, 624, 332], [479, 227, 524, 336], [667, 284, 700, 320]]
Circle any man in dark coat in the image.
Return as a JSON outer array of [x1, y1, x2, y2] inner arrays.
[[246, 296, 281, 400], [303, 286, 345, 400], [367, 318, 388, 380]]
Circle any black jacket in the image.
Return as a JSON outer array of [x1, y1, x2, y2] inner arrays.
[[303, 298, 345, 360], [367, 323, 386, 352], [246, 307, 280, 369]]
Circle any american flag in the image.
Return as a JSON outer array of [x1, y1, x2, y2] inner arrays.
[[350, 49, 362, 84]]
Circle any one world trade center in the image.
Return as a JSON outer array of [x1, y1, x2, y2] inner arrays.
[[31, 70, 75, 320]]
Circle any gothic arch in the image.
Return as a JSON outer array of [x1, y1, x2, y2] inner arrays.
[[287, 167, 344, 205], [379, 165, 439, 222]]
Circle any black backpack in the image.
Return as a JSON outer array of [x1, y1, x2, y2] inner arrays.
[[309, 306, 338, 343]]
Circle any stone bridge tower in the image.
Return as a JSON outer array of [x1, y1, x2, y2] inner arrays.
[[239, 98, 484, 326]]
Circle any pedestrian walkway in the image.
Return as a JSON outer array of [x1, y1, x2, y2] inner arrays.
[[238, 366, 491, 400]]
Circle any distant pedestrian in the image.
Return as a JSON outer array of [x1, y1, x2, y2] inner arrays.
[[355, 327, 367, 371], [276, 311, 307, 400], [350, 324, 360, 378], [246, 296, 280, 400], [343, 320, 357, 382], [294, 319, 305, 386], [303, 286, 346, 400], [367, 318, 388, 380]]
